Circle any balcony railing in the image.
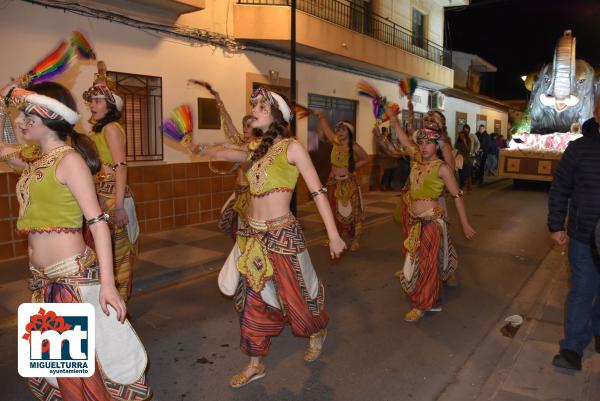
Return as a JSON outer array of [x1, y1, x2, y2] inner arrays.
[[238, 0, 452, 68]]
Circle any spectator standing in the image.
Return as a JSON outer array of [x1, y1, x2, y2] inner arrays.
[[376, 126, 401, 191], [487, 132, 499, 175], [454, 128, 472, 190], [475, 124, 491, 184], [547, 96, 600, 371]]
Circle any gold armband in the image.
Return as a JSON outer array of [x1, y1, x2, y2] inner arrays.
[[0, 150, 20, 162], [109, 161, 127, 171]]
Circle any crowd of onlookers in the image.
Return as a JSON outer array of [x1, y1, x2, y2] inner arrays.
[[375, 123, 509, 192]]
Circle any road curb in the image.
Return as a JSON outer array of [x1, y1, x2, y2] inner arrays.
[[435, 245, 563, 401]]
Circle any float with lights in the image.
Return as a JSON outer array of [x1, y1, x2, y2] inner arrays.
[[498, 30, 599, 181]]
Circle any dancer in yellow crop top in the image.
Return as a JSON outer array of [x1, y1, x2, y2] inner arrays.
[[189, 87, 345, 389], [314, 111, 369, 251], [386, 107, 476, 323], [0, 82, 151, 401], [83, 61, 138, 302], [191, 81, 262, 240]]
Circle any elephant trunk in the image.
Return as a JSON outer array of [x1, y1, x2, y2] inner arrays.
[[541, 30, 579, 112]]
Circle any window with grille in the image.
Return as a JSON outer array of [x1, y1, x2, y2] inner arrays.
[[401, 110, 424, 130], [107, 71, 163, 161], [412, 9, 425, 49]]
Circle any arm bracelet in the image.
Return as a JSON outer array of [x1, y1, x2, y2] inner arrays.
[[110, 161, 127, 171], [0, 150, 20, 162], [451, 190, 464, 199], [310, 186, 328, 199], [86, 212, 109, 226]]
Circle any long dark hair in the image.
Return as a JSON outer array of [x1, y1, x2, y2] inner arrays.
[[250, 106, 291, 163], [27, 82, 101, 174], [91, 104, 122, 133]]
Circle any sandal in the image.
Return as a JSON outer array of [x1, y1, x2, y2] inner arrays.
[[229, 363, 266, 388], [404, 308, 424, 323], [350, 239, 360, 251], [304, 329, 327, 362]]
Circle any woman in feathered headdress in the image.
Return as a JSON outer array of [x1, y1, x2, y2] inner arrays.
[[82, 61, 138, 302], [0, 82, 151, 401], [313, 111, 369, 251], [385, 107, 476, 323], [188, 87, 345, 388]]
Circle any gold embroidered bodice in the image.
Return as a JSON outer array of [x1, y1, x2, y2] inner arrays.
[[246, 138, 299, 197], [330, 134, 349, 168], [405, 144, 445, 201], [16, 146, 83, 235]]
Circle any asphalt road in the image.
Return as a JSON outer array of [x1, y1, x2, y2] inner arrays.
[[0, 180, 554, 401]]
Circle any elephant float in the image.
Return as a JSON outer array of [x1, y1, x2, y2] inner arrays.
[[525, 30, 599, 134]]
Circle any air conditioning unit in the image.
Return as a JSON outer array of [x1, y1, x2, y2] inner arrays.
[[428, 91, 445, 110]]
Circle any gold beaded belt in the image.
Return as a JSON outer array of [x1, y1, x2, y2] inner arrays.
[[246, 213, 296, 232], [29, 247, 99, 291]]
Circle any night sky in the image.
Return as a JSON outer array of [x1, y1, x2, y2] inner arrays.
[[445, 0, 600, 100]]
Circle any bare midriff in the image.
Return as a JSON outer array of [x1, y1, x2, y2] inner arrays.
[[246, 191, 293, 221], [27, 232, 88, 269], [411, 199, 441, 216], [331, 165, 349, 177]]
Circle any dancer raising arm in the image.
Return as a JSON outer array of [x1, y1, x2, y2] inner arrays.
[[190, 80, 261, 239], [313, 110, 369, 251], [190, 87, 345, 387], [386, 106, 476, 323]]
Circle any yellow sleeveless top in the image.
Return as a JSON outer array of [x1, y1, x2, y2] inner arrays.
[[246, 138, 299, 197], [330, 134, 349, 168], [405, 144, 445, 200], [16, 145, 83, 235], [91, 122, 126, 167]]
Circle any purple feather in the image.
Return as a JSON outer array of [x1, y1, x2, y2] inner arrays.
[[162, 120, 184, 141]]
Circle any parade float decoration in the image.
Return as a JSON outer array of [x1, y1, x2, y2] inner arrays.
[[498, 30, 599, 182]]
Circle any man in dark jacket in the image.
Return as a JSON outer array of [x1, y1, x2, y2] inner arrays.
[[548, 96, 600, 371], [475, 125, 491, 185]]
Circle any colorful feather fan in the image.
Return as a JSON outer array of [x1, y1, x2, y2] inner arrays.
[[294, 104, 311, 120], [382, 102, 400, 122], [71, 31, 96, 60], [26, 41, 73, 85], [399, 77, 418, 97], [162, 105, 194, 146], [356, 80, 400, 122], [356, 80, 386, 120], [21, 32, 95, 86]]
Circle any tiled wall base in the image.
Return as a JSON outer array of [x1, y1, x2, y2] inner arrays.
[[0, 157, 377, 261]]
